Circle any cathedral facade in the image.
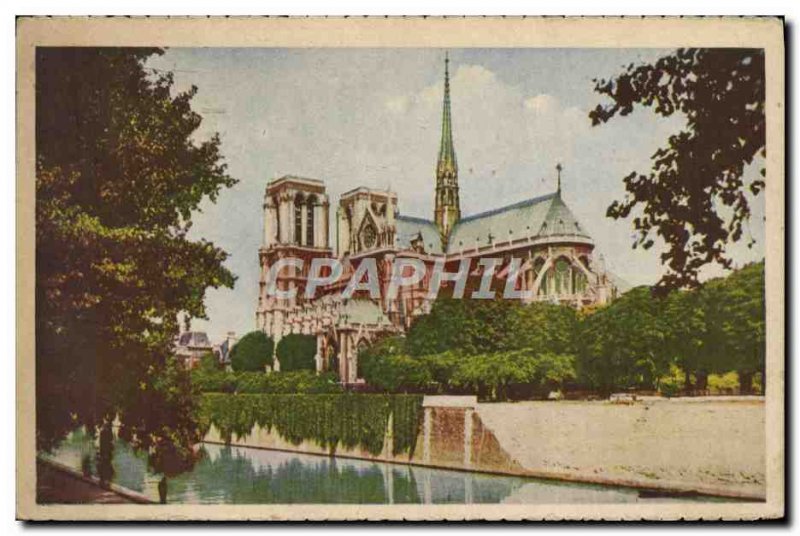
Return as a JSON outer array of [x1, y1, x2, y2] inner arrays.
[[256, 57, 620, 383]]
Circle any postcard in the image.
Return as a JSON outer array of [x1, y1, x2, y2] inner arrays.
[[16, 16, 785, 521]]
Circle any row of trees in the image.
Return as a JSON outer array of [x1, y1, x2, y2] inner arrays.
[[227, 332, 317, 372], [359, 261, 765, 400]]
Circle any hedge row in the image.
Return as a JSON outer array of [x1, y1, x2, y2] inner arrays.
[[192, 370, 342, 394], [199, 393, 424, 456]]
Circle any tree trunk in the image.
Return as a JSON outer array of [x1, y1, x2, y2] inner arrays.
[[684, 369, 694, 394], [696, 371, 709, 392], [739, 371, 754, 395], [97, 421, 114, 487], [158, 476, 168, 504]]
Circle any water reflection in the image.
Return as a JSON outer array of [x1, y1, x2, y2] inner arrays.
[[43, 432, 731, 505]]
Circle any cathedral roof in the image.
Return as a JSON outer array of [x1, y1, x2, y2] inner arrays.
[[392, 192, 592, 256], [445, 192, 591, 254], [394, 215, 444, 254]]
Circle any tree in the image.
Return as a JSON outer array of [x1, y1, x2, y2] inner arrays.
[[405, 298, 470, 356], [577, 287, 670, 394], [506, 302, 578, 355], [198, 352, 222, 373], [359, 337, 432, 393], [663, 289, 710, 391], [701, 261, 765, 393], [590, 49, 765, 293], [35, 47, 236, 474], [275, 334, 317, 372], [230, 331, 275, 372], [406, 298, 573, 357]]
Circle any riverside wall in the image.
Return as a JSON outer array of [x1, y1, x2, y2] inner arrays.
[[204, 395, 765, 500]]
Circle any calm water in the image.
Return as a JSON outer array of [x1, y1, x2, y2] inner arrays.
[[44, 432, 734, 504]]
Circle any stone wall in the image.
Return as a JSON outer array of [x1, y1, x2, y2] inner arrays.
[[204, 395, 518, 474], [204, 395, 766, 500]]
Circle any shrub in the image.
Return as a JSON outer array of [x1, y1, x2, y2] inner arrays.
[[658, 364, 685, 398], [197, 352, 221, 372], [230, 331, 274, 372], [708, 371, 740, 395], [276, 334, 317, 371]]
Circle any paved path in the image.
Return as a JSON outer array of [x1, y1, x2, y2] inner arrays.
[[36, 459, 141, 504], [478, 398, 765, 500]]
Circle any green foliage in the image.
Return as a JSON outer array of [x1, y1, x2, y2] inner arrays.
[[506, 303, 579, 354], [451, 352, 575, 401], [191, 369, 342, 395], [117, 356, 207, 476], [198, 352, 221, 373], [361, 333, 575, 401], [358, 336, 426, 392], [701, 262, 765, 393], [663, 289, 708, 390], [405, 299, 469, 355], [230, 331, 274, 372], [363, 263, 763, 399], [657, 364, 685, 398], [35, 48, 236, 475], [199, 394, 423, 456], [576, 262, 764, 395], [590, 49, 765, 291], [406, 298, 577, 357], [577, 287, 671, 394], [708, 372, 740, 395], [276, 334, 317, 372], [389, 395, 423, 456]]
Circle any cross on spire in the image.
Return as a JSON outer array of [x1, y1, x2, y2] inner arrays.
[[556, 163, 563, 195]]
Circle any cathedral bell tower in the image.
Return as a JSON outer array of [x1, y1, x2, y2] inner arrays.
[[434, 53, 460, 245]]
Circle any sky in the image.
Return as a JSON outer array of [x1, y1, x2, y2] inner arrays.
[[146, 48, 766, 343]]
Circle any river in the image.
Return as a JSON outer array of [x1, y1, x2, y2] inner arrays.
[[42, 431, 736, 504]]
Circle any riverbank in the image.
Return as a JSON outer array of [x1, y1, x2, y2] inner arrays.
[[36, 459, 154, 504], [478, 398, 765, 500], [207, 395, 765, 501]]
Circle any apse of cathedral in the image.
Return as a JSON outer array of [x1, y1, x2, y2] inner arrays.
[[256, 55, 621, 382]]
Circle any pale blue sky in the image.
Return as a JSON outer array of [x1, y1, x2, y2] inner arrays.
[[146, 48, 765, 343]]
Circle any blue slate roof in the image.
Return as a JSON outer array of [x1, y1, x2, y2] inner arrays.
[[447, 192, 590, 253], [394, 215, 444, 254], [393, 193, 592, 256]]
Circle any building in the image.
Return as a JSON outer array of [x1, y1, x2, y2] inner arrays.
[[256, 56, 620, 382], [213, 331, 238, 370], [175, 331, 213, 370]]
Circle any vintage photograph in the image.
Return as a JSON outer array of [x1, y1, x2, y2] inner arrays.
[[16, 17, 784, 521]]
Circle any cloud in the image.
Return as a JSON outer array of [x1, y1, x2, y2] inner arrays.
[[523, 94, 559, 115]]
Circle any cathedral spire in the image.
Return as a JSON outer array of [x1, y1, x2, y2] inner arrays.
[[437, 52, 457, 175], [434, 52, 460, 243]]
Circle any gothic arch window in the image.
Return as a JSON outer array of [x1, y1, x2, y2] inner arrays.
[[306, 195, 317, 247], [573, 265, 587, 294], [293, 193, 305, 245], [554, 257, 572, 295]]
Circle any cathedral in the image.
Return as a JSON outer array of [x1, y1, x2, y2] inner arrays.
[[256, 56, 620, 383]]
